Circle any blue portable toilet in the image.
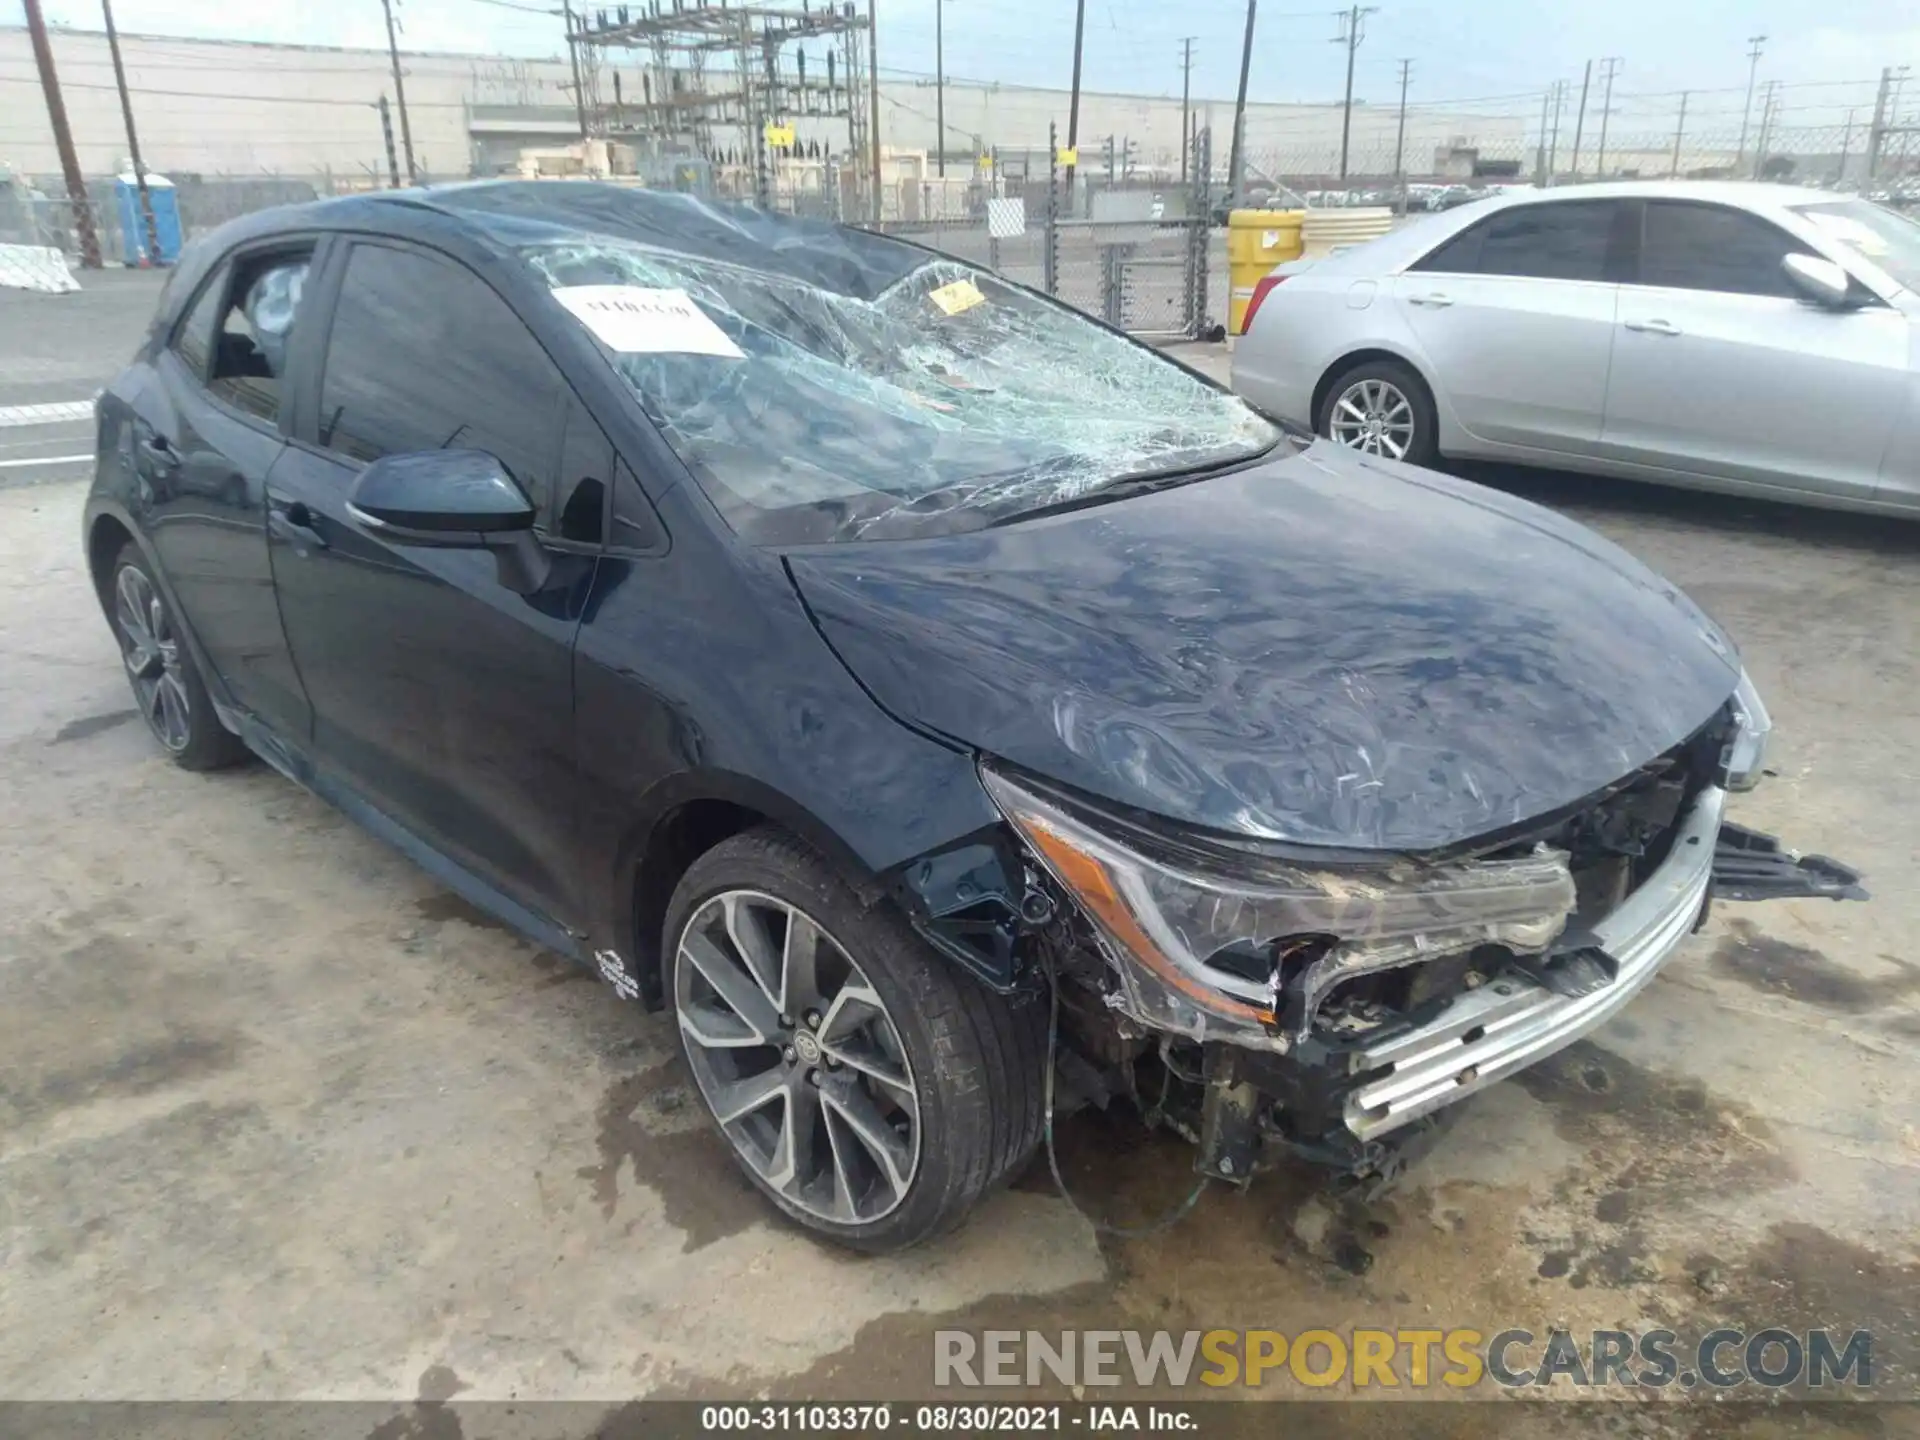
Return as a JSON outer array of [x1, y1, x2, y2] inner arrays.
[[114, 172, 182, 267]]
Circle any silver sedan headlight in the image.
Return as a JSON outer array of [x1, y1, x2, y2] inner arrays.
[[981, 765, 1577, 1048], [1721, 669, 1772, 792]]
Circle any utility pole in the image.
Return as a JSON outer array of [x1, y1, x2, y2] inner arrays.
[[1594, 56, 1621, 177], [1865, 67, 1909, 181], [934, 0, 945, 176], [380, 0, 417, 183], [1227, 0, 1257, 204], [1569, 59, 1591, 177], [22, 0, 101, 268], [1333, 5, 1378, 181], [101, 0, 158, 264], [1735, 33, 1766, 173], [1670, 90, 1687, 177], [868, 0, 881, 222], [1836, 107, 1854, 184], [1753, 78, 1781, 179], [378, 95, 402, 188], [1865, 67, 1891, 180], [562, 0, 588, 139], [1392, 58, 1411, 209], [1065, 0, 1086, 194], [1536, 87, 1552, 184], [1179, 36, 1197, 184], [1546, 78, 1564, 183], [1894, 70, 1914, 175]]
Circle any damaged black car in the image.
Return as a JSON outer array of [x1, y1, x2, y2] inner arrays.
[[84, 181, 1865, 1253]]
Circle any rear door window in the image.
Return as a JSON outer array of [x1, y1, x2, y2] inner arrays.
[[1413, 200, 1624, 282], [170, 250, 312, 424], [316, 242, 562, 519], [1638, 201, 1798, 297]]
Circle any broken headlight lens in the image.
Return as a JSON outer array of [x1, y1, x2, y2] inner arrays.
[[981, 765, 1576, 1044], [1721, 669, 1771, 793]]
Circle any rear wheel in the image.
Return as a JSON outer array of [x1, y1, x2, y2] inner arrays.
[[109, 547, 247, 771], [665, 827, 1045, 1252], [1316, 358, 1438, 467]]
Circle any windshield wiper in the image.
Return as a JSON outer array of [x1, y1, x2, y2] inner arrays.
[[984, 443, 1282, 528]]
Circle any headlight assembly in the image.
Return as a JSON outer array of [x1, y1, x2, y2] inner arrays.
[[981, 765, 1577, 1049], [1720, 669, 1771, 793]]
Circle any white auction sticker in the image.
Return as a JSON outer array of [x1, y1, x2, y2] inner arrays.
[[551, 285, 745, 358]]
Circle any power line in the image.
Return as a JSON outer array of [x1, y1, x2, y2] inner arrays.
[[0, 73, 473, 108]]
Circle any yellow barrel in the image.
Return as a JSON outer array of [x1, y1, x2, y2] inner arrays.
[[1227, 208, 1306, 335]]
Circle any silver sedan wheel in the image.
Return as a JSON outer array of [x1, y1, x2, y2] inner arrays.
[[114, 564, 191, 752], [674, 889, 921, 1225], [1328, 377, 1416, 460]]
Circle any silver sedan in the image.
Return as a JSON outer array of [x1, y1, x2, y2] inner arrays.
[[1230, 181, 1920, 515]]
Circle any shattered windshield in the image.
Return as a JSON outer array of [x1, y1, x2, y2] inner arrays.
[[520, 237, 1283, 543]]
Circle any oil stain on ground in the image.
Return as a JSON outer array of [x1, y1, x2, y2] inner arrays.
[[1697, 1222, 1920, 1398], [48, 708, 138, 745], [1713, 918, 1920, 1013], [1514, 1040, 1794, 1294], [6, 1026, 249, 1129], [413, 891, 519, 936], [577, 1058, 767, 1252]]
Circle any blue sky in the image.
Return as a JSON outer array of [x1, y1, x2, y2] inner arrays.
[[35, 0, 1919, 123]]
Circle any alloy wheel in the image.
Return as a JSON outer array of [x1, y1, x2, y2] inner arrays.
[[1328, 377, 1416, 460], [114, 565, 191, 753], [675, 889, 921, 1224]]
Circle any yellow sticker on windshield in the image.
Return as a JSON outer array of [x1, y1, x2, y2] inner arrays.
[[1805, 212, 1888, 257], [929, 279, 986, 316]]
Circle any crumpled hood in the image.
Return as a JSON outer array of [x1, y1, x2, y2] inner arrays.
[[786, 443, 1741, 853]]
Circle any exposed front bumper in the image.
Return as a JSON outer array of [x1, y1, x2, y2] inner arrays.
[[1342, 785, 1725, 1142]]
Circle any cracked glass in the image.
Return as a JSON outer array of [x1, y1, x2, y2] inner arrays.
[[522, 232, 1283, 544]]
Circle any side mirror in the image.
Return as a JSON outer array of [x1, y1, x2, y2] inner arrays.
[[1781, 252, 1855, 310], [348, 449, 534, 537], [347, 449, 552, 594]]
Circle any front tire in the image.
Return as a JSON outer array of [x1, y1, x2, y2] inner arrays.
[[108, 546, 247, 771], [1316, 358, 1439, 467], [664, 826, 1046, 1252]]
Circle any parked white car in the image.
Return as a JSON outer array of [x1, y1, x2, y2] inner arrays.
[[1231, 181, 1920, 514]]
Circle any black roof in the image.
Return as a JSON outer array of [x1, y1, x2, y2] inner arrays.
[[172, 181, 925, 310]]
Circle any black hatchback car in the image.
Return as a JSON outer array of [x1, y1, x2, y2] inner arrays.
[[86, 182, 1862, 1251]]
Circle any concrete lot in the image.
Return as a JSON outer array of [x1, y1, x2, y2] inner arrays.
[[2, 274, 1917, 1430]]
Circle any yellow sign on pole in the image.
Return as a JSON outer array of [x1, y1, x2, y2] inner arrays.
[[1056, 146, 1078, 167], [764, 122, 796, 148]]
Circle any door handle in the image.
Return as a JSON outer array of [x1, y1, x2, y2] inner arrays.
[[1624, 318, 1681, 335], [1408, 292, 1454, 307], [268, 501, 328, 553]]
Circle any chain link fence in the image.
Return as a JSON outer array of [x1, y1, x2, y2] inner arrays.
[[858, 127, 1221, 342], [2, 151, 1226, 338], [1245, 118, 1920, 204], [9, 92, 1914, 317]]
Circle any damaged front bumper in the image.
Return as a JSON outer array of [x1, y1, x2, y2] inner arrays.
[[1343, 790, 1868, 1143], [979, 740, 1866, 1182], [1344, 784, 1723, 1141]]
